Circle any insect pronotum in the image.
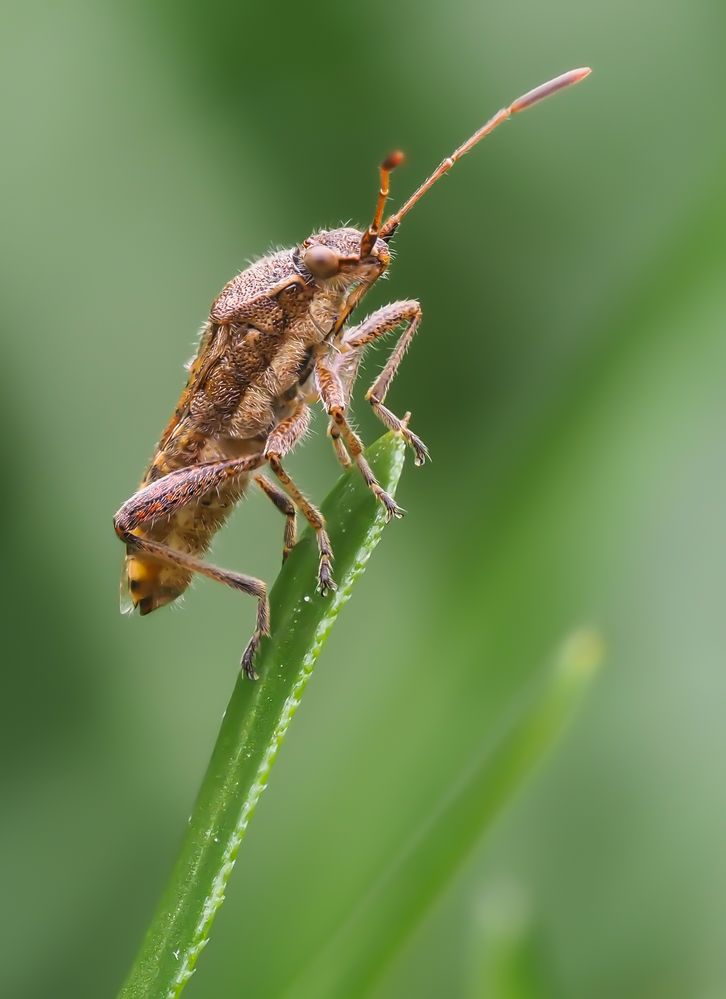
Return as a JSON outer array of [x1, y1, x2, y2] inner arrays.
[[114, 67, 591, 678]]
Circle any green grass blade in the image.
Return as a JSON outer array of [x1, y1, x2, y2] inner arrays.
[[467, 885, 553, 999], [285, 630, 604, 999], [117, 433, 406, 999]]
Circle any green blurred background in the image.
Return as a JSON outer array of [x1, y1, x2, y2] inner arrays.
[[3, 0, 726, 996]]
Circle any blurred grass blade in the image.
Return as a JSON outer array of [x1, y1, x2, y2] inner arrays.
[[285, 630, 604, 999], [468, 884, 553, 999], [117, 433, 406, 999]]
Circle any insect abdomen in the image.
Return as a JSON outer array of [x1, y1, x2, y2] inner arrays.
[[121, 472, 249, 615]]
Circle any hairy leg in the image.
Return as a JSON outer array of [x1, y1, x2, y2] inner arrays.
[[264, 402, 336, 594], [340, 299, 429, 465], [255, 474, 297, 561], [114, 455, 269, 679], [327, 419, 352, 468], [315, 355, 404, 521]]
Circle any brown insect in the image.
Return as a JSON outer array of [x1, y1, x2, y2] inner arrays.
[[114, 68, 590, 679]]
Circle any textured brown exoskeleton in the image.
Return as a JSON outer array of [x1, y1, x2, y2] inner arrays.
[[114, 68, 590, 678]]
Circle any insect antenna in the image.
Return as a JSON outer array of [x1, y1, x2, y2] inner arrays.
[[379, 67, 591, 239], [360, 150, 406, 256]]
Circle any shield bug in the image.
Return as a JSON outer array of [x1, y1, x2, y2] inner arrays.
[[114, 67, 591, 678]]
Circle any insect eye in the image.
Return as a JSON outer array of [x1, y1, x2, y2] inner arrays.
[[302, 244, 340, 279]]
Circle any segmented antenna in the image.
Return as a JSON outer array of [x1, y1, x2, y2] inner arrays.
[[360, 150, 406, 256], [379, 67, 591, 239]]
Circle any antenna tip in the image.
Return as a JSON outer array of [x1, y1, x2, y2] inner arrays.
[[382, 150, 406, 172], [511, 67, 593, 113]]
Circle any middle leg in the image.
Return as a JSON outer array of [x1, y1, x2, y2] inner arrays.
[[255, 474, 297, 562], [264, 401, 336, 594]]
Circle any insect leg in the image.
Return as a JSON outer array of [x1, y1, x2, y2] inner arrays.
[[315, 356, 404, 521], [114, 456, 269, 679], [324, 344, 364, 468], [268, 452, 336, 596], [327, 420, 352, 467], [254, 474, 297, 561], [266, 459, 336, 594], [342, 300, 429, 466], [264, 403, 336, 594]]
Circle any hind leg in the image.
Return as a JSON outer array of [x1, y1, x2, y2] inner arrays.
[[114, 455, 269, 679]]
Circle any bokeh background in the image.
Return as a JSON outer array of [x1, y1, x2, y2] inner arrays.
[[3, 1, 726, 996]]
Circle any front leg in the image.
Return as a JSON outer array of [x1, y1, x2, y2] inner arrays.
[[340, 300, 429, 466], [323, 343, 363, 469], [315, 355, 404, 522]]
